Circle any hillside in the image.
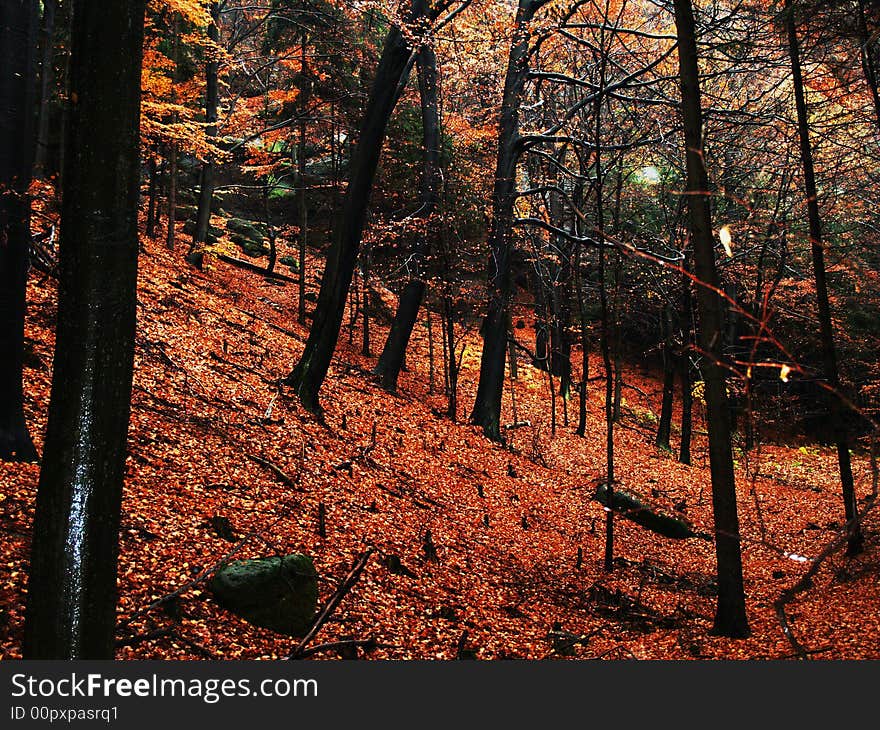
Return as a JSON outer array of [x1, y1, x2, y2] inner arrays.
[[1, 236, 878, 661]]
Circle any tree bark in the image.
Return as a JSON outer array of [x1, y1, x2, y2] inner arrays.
[[786, 0, 862, 554], [33, 0, 56, 179], [23, 0, 145, 658], [0, 0, 39, 462], [471, 0, 539, 441], [189, 2, 221, 268], [284, 2, 422, 413], [656, 305, 675, 451], [374, 42, 441, 391], [673, 0, 750, 637]]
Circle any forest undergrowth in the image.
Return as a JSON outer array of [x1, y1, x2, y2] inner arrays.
[[2, 228, 878, 661]]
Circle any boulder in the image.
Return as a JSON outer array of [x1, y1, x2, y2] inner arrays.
[[226, 217, 267, 241], [207, 554, 318, 636], [279, 254, 299, 270]]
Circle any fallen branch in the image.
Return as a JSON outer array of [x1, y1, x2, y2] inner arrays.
[[247, 453, 302, 490], [295, 637, 395, 659], [117, 513, 288, 634], [289, 549, 374, 659], [774, 494, 878, 658], [216, 253, 298, 283]]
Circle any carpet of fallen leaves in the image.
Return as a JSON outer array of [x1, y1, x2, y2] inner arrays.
[[2, 229, 879, 661]]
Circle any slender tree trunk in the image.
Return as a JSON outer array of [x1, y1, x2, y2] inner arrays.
[[361, 246, 371, 357], [592, 34, 614, 573], [673, 0, 750, 637], [23, 0, 145, 658], [297, 29, 310, 323], [374, 43, 441, 391], [189, 2, 220, 268], [786, 0, 862, 554], [0, 0, 39, 463], [471, 0, 540, 441], [264, 184, 277, 273], [856, 0, 880, 131], [284, 2, 421, 413], [679, 350, 693, 464], [165, 15, 180, 252], [656, 305, 675, 451], [146, 150, 158, 238]]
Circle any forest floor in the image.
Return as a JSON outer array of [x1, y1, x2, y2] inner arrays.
[[2, 230, 879, 660]]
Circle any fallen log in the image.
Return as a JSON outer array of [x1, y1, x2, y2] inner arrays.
[[216, 253, 299, 283], [593, 483, 710, 540]]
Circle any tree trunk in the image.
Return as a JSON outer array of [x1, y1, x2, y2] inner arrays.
[[374, 43, 441, 391], [33, 0, 56, 179], [656, 305, 675, 451], [0, 0, 39, 463], [146, 150, 158, 237], [471, 0, 538, 441], [23, 0, 145, 658], [165, 16, 180, 252], [189, 2, 221, 268], [297, 29, 310, 323], [673, 0, 750, 637], [786, 0, 862, 555], [284, 3, 421, 413]]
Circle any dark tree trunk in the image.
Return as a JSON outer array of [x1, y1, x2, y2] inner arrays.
[[673, 0, 750, 638], [375, 43, 441, 391], [284, 3, 421, 413], [165, 16, 180, 252], [592, 41, 614, 572], [856, 0, 880, 130], [146, 150, 158, 238], [656, 306, 675, 452], [786, 0, 862, 555], [189, 2, 221, 268], [471, 0, 539, 441], [23, 0, 145, 658], [33, 0, 56, 179], [297, 30, 310, 323], [0, 0, 39, 463]]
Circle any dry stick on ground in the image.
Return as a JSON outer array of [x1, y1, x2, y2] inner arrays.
[[774, 493, 878, 658], [289, 549, 375, 660], [296, 637, 397, 659], [247, 453, 303, 490]]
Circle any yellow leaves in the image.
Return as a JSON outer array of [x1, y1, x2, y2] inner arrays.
[[719, 225, 733, 258]]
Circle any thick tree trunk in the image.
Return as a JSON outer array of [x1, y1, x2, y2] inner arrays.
[[471, 0, 537, 441], [0, 0, 39, 463], [374, 43, 441, 391], [284, 4, 421, 413], [673, 0, 750, 638], [786, 0, 862, 554], [33, 0, 56, 179], [189, 3, 221, 268], [23, 0, 145, 658]]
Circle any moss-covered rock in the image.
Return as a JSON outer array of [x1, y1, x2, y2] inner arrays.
[[226, 217, 267, 241], [279, 254, 299, 270], [207, 554, 318, 636]]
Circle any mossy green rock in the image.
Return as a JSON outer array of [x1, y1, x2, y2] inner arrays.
[[207, 554, 317, 636], [226, 217, 267, 241], [279, 254, 298, 270]]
